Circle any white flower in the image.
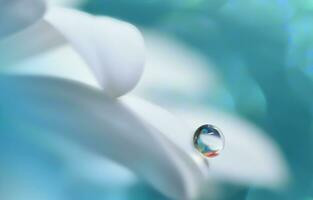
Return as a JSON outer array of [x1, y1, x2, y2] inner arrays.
[[0, 2, 289, 199]]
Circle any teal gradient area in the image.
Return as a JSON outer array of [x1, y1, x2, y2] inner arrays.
[[82, 0, 313, 200]]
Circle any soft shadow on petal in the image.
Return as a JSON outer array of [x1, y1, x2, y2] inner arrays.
[[0, 20, 66, 67], [0, 0, 46, 38]]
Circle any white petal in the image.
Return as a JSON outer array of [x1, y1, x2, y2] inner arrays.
[[121, 96, 289, 196], [0, 0, 46, 38], [44, 7, 145, 97], [177, 107, 289, 189], [0, 75, 205, 199]]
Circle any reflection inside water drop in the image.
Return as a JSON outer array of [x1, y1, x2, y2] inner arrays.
[[193, 124, 224, 158]]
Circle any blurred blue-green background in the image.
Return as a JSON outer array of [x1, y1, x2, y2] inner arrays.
[[1, 0, 313, 200]]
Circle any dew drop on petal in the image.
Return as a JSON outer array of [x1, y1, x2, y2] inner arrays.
[[193, 124, 224, 158]]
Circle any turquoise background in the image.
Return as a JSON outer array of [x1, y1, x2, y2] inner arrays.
[[1, 1, 313, 200]]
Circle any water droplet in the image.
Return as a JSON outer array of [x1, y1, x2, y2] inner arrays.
[[193, 124, 224, 158]]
